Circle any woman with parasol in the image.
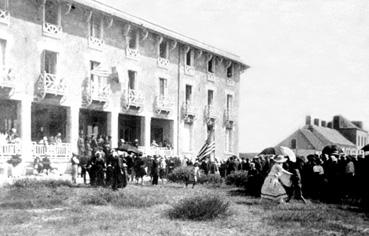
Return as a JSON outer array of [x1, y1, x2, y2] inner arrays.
[[261, 155, 292, 203]]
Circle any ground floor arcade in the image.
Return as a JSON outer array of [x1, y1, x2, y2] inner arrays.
[[0, 99, 176, 176]]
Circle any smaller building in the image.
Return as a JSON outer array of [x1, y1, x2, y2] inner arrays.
[[278, 115, 367, 156]]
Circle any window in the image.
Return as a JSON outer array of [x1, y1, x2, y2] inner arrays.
[[44, 0, 59, 25], [186, 49, 192, 66], [128, 70, 136, 90], [159, 40, 168, 59], [291, 139, 297, 149], [227, 64, 233, 78], [128, 29, 138, 49], [0, 39, 6, 67], [90, 14, 102, 38], [42, 50, 58, 74], [0, 0, 8, 10], [185, 85, 192, 103], [226, 94, 233, 112], [208, 57, 214, 73], [225, 128, 233, 152], [207, 90, 214, 106], [90, 61, 102, 92], [159, 78, 167, 97]]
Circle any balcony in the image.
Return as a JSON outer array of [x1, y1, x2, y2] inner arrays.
[[207, 72, 215, 82], [155, 95, 174, 114], [91, 82, 110, 103], [0, 9, 9, 25], [35, 72, 66, 100], [184, 65, 194, 76], [122, 89, 144, 110], [32, 142, 72, 160], [224, 109, 235, 129], [88, 36, 104, 51], [157, 57, 169, 69], [205, 105, 217, 121], [226, 78, 235, 86], [145, 146, 174, 156], [126, 47, 139, 60], [42, 22, 62, 39], [182, 102, 196, 123], [0, 67, 15, 89], [0, 143, 22, 158]]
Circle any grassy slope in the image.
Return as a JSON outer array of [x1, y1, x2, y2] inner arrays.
[[0, 183, 368, 236]]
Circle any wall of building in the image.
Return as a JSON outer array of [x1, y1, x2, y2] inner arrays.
[[2, 0, 242, 163]]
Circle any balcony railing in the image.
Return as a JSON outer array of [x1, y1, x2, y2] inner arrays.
[[0, 9, 10, 25], [207, 72, 215, 82], [205, 105, 217, 120], [184, 65, 194, 76], [226, 78, 235, 86], [183, 102, 196, 117], [32, 143, 72, 160], [0, 67, 15, 89], [224, 109, 235, 128], [88, 36, 104, 51], [158, 57, 169, 69], [126, 47, 139, 60], [36, 72, 66, 100], [224, 109, 234, 122], [42, 22, 62, 39], [155, 95, 174, 114], [145, 146, 174, 157], [91, 81, 110, 103], [0, 143, 22, 157], [122, 89, 144, 109]]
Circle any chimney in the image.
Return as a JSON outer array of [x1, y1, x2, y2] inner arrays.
[[321, 120, 326, 127], [305, 115, 311, 126], [327, 122, 333, 128], [314, 118, 320, 126], [352, 121, 363, 129], [333, 116, 340, 130]]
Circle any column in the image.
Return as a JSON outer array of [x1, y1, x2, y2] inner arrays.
[[107, 111, 119, 148], [19, 100, 31, 159], [16, 99, 32, 176], [172, 119, 178, 156], [144, 116, 151, 152], [66, 106, 79, 153]]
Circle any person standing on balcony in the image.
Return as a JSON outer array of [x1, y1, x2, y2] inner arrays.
[[6, 128, 18, 143], [55, 133, 62, 144], [134, 139, 139, 148]]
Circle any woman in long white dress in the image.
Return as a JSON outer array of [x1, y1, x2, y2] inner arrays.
[[261, 155, 292, 203]]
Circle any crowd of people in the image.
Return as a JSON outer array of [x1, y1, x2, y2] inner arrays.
[[72, 132, 181, 190], [215, 152, 369, 205]]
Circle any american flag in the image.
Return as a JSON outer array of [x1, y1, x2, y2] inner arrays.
[[197, 129, 215, 161]]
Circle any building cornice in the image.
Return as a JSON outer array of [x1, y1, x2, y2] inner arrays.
[[67, 0, 249, 71]]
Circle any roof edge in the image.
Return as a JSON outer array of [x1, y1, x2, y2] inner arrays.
[[70, 0, 249, 68]]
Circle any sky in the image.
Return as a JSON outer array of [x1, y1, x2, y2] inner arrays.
[[103, 0, 369, 153]]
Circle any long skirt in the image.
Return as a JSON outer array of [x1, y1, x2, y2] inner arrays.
[[261, 175, 287, 201]]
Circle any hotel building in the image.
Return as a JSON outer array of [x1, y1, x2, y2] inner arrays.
[[0, 0, 248, 175]]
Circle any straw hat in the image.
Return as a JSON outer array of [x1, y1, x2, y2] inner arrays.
[[273, 155, 287, 163]]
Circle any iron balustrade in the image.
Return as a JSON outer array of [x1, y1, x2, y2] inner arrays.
[[42, 22, 62, 38], [0, 67, 15, 88], [155, 95, 174, 113], [123, 89, 144, 109]]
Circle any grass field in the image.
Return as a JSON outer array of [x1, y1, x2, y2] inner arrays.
[[0, 180, 368, 236]]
